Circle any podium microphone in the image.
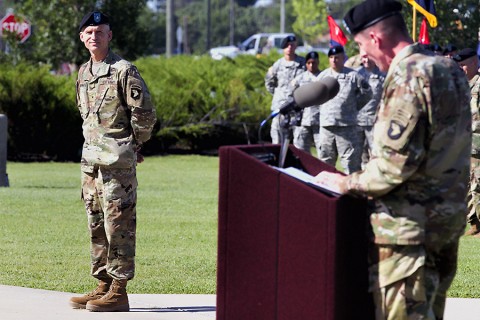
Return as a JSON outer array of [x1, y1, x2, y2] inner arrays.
[[260, 76, 340, 127]]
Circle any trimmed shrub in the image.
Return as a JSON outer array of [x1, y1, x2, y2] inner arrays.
[[0, 63, 81, 161], [136, 53, 278, 153]]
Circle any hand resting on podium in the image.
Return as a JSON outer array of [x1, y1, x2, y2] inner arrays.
[[275, 167, 344, 196], [313, 171, 348, 195]]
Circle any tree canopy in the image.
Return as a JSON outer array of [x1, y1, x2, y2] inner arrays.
[[0, 0, 478, 68]]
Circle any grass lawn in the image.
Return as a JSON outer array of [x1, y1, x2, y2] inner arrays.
[[0, 155, 479, 297], [0, 155, 218, 294]]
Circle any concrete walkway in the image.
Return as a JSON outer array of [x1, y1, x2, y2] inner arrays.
[[0, 285, 215, 320], [1, 284, 480, 319]]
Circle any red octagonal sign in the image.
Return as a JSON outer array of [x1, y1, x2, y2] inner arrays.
[[1, 13, 31, 43]]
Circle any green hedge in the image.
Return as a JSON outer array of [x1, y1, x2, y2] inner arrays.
[[0, 52, 328, 161], [0, 63, 81, 161], [137, 53, 278, 153]]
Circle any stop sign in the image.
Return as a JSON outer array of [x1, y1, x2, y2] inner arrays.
[[0, 13, 31, 43]]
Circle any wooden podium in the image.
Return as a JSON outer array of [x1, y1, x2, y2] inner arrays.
[[217, 144, 374, 320]]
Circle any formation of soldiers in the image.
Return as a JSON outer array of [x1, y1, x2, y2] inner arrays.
[[265, 36, 381, 174]]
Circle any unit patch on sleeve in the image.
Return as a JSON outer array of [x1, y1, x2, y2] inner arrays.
[[381, 105, 420, 151], [131, 85, 142, 100]]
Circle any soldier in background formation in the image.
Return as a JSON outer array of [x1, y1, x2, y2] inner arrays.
[[70, 11, 157, 312], [344, 53, 362, 69], [290, 51, 322, 157], [423, 43, 458, 59], [443, 43, 458, 59], [315, 0, 471, 319], [356, 56, 385, 168], [453, 48, 480, 238], [316, 45, 371, 174], [265, 35, 305, 144]]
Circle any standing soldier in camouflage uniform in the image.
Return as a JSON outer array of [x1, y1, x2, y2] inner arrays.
[[356, 56, 385, 167], [315, 1, 471, 319], [265, 35, 305, 144], [290, 51, 322, 157], [70, 12, 156, 312], [317, 45, 371, 174], [454, 48, 480, 237]]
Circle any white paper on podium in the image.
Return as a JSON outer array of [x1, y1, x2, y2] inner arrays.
[[274, 166, 343, 196]]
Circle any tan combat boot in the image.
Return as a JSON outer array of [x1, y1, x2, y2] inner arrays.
[[85, 279, 129, 312], [69, 279, 111, 309], [464, 221, 480, 236]]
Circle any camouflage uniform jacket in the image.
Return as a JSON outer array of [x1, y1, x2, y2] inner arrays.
[[356, 66, 385, 126], [265, 56, 306, 111], [345, 43, 471, 245], [470, 73, 480, 157], [76, 51, 157, 173], [317, 67, 371, 126], [289, 70, 321, 126]]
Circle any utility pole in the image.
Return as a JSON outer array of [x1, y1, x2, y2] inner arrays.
[[206, 0, 211, 52], [280, 0, 285, 33], [166, 0, 174, 57], [229, 0, 235, 45]]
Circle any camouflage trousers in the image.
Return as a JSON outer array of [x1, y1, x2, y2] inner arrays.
[[360, 125, 374, 169], [293, 124, 321, 157], [369, 243, 459, 320], [81, 166, 138, 281], [270, 115, 293, 144], [318, 125, 363, 174], [467, 157, 480, 224]]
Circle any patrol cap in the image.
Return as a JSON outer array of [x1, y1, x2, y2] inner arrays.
[[453, 48, 477, 62], [281, 35, 296, 49], [328, 45, 344, 57], [79, 11, 110, 32], [305, 51, 319, 61], [343, 0, 403, 35]]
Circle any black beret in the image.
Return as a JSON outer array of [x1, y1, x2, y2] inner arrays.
[[432, 43, 443, 52], [453, 48, 477, 62], [344, 0, 403, 35], [281, 35, 296, 49], [328, 45, 344, 56], [305, 51, 319, 61], [79, 11, 110, 32], [443, 43, 458, 54]]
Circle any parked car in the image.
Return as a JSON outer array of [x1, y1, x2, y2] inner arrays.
[[209, 33, 294, 60]]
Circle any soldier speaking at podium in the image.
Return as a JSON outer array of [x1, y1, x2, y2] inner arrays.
[[315, 1, 471, 319]]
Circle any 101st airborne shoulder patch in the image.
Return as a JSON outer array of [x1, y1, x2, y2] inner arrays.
[[126, 76, 144, 107], [383, 106, 419, 151], [130, 85, 142, 101], [387, 119, 405, 140]]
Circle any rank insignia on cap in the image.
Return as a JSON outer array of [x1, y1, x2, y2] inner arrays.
[[387, 120, 405, 140], [94, 12, 101, 23]]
